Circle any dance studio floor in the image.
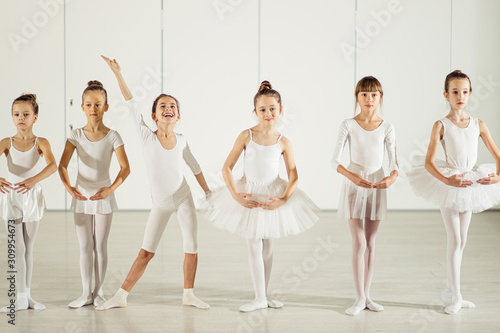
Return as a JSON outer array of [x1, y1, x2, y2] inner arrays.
[[0, 210, 499, 333]]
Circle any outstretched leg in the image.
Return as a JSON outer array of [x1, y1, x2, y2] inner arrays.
[[240, 238, 268, 312], [346, 218, 367, 315], [92, 213, 113, 306]]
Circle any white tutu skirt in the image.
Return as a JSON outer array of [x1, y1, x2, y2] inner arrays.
[[71, 178, 117, 215], [338, 164, 387, 221], [407, 156, 500, 213], [205, 177, 319, 239], [0, 183, 46, 222]]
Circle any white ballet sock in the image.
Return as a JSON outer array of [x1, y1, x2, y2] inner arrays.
[[366, 300, 383, 312], [68, 293, 93, 309], [0, 293, 29, 312], [267, 298, 283, 309], [239, 299, 268, 312], [26, 288, 45, 310], [345, 304, 364, 316], [182, 288, 210, 309], [444, 293, 462, 315], [95, 288, 128, 311]]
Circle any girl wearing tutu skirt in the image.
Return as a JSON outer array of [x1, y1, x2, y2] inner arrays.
[[0, 94, 57, 311], [407, 70, 500, 315], [59, 81, 130, 308], [97, 56, 211, 311], [207, 81, 319, 312], [331, 76, 398, 316]]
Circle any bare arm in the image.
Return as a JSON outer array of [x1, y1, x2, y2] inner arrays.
[[58, 140, 88, 200], [89, 145, 131, 200], [194, 172, 211, 194], [477, 119, 500, 184], [425, 121, 472, 187], [261, 136, 297, 210], [102, 55, 133, 101], [0, 138, 13, 193], [222, 131, 259, 209], [14, 138, 57, 194]]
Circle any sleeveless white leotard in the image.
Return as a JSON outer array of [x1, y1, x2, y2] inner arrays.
[[68, 128, 124, 215], [331, 118, 398, 221], [206, 129, 319, 239], [0, 137, 46, 222], [407, 117, 500, 212]]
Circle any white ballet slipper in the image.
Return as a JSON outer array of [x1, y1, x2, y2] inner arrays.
[[239, 300, 268, 312], [267, 298, 283, 309], [366, 301, 383, 312], [68, 294, 93, 309], [345, 305, 365, 316]]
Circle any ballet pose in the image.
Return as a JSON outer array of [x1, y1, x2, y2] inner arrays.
[[0, 94, 57, 312], [331, 76, 398, 316], [59, 81, 130, 308], [97, 56, 210, 310], [407, 70, 500, 315], [206, 81, 318, 312]]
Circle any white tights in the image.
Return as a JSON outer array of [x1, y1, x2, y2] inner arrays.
[[246, 238, 274, 302], [74, 212, 113, 298], [439, 207, 472, 295]]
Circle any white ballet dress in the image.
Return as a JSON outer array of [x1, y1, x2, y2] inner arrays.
[[407, 117, 500, 213], [0, 137, 46, 222], [206, 129, 319, 239], [331, 119, 398, 221], [67, 128, 124, 215]]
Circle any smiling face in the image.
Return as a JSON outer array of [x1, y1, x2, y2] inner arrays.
[[254, 96, 282, 126], [152, 96, 180, 124], [444, 78, 471, 111], [12, 102, 38, 129], [81, 91, 108, 121], [357, 90, 381, 112]]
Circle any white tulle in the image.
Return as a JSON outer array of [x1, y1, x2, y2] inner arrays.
[[407, 155, 500, 213], [0, 183, 46, 222], [205, 177, 319, 239], [71, 179, 117, 215], [338, 164, 387, 221]]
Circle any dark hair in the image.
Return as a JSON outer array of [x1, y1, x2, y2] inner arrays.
[[151, 94, 180, 115], [12, 94, 39, 115], [82, 80, 108, 105], [253, 80, 282, 109], [354, 76, 383, 111], [444, 70, 472, 93]]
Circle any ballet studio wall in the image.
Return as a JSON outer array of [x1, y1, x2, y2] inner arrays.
[[1, 0, 499, 210]]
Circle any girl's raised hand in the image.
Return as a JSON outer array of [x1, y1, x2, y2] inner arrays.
[[0, 177, 13, 193], [476, 173, 500, 185], [348, 172, 373, 188], [67, 186, 88, 201], [89, 187, 113, 201], [260, 197, 286, 210], [14, 177, 38, 194], [234, 192, 260, 209], [447, 174, 473, 187], [101, 55, 121, 74], [373, 175, 397, 189]]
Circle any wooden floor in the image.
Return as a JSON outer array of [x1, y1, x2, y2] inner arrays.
[[0, 210, 499, 333]]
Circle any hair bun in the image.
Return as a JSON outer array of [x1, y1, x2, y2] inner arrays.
[[259, 80, 272, 92], [452, 70, 462, 74], [87, 80, 103, 87]]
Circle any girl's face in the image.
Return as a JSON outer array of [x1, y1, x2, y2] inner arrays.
[[357, 91, 381, 112], [444, 79, 471, 111], [152, 96, 179, 124], [254, 96, 282, 126], [12, 102, 37, 129], [82, 91, 108, 121]]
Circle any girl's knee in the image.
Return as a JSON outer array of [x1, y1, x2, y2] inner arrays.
[[138, 249, 155, 261]]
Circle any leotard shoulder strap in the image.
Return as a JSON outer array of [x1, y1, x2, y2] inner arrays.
[[248, 129, 253, 141]]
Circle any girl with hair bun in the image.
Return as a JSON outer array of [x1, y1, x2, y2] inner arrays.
[[59, 80, 130, 308], [0, 94, 57, 312], [331, 76, 398, 316], [407, 70, 500, 315], [206, 80, 319, 312], [97, 56, 211, 311]]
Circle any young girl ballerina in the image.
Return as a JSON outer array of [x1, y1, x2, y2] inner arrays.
[[96, 55, 210, 311], [0, 94, 57, 312], [407, 70, 500, 315], [331, 76, 398, 316], [59, 81, 130, 308], [206, 81, 318, 312]]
